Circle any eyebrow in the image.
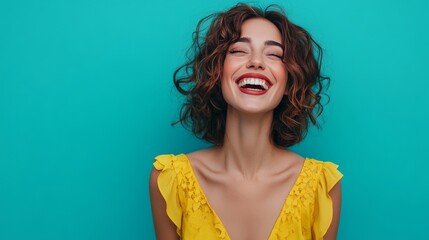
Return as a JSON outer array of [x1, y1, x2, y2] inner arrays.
[[236, 37, 284, 50]]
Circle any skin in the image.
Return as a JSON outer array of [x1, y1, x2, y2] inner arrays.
[[150, 18, 341, 240]]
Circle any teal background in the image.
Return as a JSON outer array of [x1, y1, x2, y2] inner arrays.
[[1, 0, 428, 239]]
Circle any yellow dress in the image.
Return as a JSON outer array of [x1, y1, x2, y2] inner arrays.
[[153, 154, 343, 240]]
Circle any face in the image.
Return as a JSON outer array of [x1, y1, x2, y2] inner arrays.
[[221, 18, 287, 114]]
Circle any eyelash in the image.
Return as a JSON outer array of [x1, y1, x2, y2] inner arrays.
[[228, 49, 283, 59], [268, 54, 283, 59], [229, 50, 246, 54]]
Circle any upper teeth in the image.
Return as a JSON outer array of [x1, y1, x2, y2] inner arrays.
[[238, 78, 269, 90]]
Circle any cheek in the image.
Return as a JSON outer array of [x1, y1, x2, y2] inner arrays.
[[220, 58, 238, 104], [221, 56, 239, 93], [222, 56, 235, 79], [275, 65, 288, 89]]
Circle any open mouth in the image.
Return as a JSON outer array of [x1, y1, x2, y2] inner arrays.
[[237, 78, 270, 91]]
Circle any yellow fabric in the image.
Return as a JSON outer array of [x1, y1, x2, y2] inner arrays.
[[153, 154, 343, 240]]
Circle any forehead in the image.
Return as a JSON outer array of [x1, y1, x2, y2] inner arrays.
[[240, 18, 282, 42]]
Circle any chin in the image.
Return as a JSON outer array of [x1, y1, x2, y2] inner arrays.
[[227, 104, 277, 115]]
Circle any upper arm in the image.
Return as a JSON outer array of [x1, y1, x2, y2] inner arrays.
[[323, 181, 342, 240], [149, 167, 180, 240]]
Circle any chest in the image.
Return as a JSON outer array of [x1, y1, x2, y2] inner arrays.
[[179, 171, 317, 240], [206, 181, 290, 240]]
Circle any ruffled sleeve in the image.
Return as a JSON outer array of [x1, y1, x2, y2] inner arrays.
[[153, 154, 182, 237], [312, 161, 343, 239]]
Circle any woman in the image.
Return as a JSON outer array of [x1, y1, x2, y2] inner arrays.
[[150, 3, 342, 240]]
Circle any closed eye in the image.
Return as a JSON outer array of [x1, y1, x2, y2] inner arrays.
[[266, 53, 284, 60], [228, 49, 247, 54]]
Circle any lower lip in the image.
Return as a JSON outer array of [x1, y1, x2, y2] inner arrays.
[[239, 87, 268, 95]]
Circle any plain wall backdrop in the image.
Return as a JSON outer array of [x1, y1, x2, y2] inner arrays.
[[1, 0, 428, 239]]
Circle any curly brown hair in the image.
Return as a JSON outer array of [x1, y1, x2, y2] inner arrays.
[[173, 3, 330, 147]]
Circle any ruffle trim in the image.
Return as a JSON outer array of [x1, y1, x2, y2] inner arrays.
[[153, 154, 184, 237], [313, 161, 343, 239]]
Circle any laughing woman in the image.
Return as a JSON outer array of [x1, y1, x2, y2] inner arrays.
[[150, 3, 342, 240]]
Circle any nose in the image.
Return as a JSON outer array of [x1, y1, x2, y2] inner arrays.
[[246, 53, 265, 70]]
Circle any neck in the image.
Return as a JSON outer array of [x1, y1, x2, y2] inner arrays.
[[219, 108, 280, 178]]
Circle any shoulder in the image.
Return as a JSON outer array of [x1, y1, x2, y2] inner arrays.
[[304, 158, 343, 239], [304, 158, 343, 189], [150, 154, 190, 202], [152, 153, 190, 173], [271, 149, 306, 176], [185, 147, 222, 172], [186, 147, 219, 162], [149, 155, 182, 240]]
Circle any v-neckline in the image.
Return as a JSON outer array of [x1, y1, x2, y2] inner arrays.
[[181, 154, 308, 240]]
